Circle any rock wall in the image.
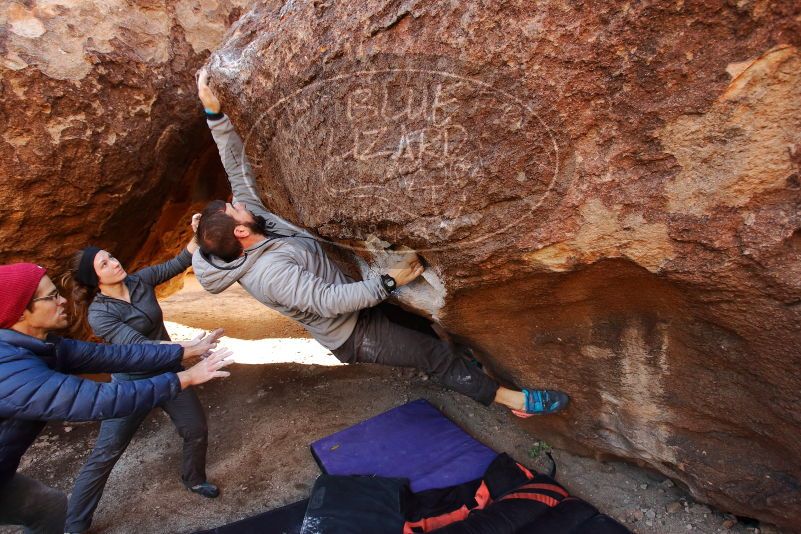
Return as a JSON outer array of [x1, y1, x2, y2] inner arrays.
[[0, 0, 250, 272], [205, 0, 801, 528]]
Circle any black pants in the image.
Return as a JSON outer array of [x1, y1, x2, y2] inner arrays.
[[65, 387, 207, 533], [333, 307, 499, 405], [0, 474, 67, 534]]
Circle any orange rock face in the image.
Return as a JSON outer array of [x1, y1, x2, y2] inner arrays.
[[0, 0, 248, 271], [206, 0, 801, 528]]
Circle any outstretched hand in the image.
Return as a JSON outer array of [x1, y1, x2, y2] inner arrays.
[[178, 347, 234, 389], [387, 253, 425, 287], [197, 68, 221, 114], [191, 212, 201, 234], [180, 328, 225, 361], [186, 212, 202, 254]]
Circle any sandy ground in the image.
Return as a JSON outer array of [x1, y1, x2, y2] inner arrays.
[[7, 276, 783, 534]]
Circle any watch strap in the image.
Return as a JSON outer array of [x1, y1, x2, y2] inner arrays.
[[380, 274, 397, 293]]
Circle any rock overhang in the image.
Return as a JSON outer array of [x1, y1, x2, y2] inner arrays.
[[202, 0, 801, 528]]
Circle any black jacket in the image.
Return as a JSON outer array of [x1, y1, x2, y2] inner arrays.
[[0, 329, 182, 489], [87, 249, 192, 379]]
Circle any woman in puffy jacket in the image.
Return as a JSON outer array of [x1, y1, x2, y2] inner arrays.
[[64, 217, 222, 534], [0, 263, 231, 534]]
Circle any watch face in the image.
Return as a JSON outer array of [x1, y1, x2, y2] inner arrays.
[[388, 279, 396, 287]]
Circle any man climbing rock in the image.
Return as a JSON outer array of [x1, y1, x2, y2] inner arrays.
[[0, 263, 233, 534], [192, 69, 568, 417]]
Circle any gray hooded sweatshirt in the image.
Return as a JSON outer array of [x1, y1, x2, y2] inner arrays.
[[192, 115, 389, 349]]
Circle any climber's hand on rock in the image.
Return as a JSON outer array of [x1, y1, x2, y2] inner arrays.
[[197, 68, 221, 114], [387, 253, 425, 287]]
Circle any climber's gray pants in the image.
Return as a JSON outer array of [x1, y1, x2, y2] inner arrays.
[[332, 306, 499, 405]]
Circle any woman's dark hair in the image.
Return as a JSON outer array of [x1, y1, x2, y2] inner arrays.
[[59, 251, 99, 339]]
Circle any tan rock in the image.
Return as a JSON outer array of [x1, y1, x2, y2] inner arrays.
[[204, 0, 801, 529], [661, 45, 801, 216], [0, 0, 254, 274], [2, 0, 799, 529]]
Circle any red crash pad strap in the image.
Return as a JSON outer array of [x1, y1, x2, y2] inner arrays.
[[404, 481, 492, 533], [404, 461, 563, 532]]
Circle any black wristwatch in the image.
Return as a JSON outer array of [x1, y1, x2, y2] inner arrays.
[[380, 274, 397, 293]]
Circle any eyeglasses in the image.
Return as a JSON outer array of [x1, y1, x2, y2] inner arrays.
[[31, 290, 62, 303]]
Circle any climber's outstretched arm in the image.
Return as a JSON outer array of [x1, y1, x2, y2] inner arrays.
[[198, 68, 264, 214]]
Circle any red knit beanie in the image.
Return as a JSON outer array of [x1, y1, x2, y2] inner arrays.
[[0, 263, 48, 329]]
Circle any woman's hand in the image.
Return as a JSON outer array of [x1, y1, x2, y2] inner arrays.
[[191, 212, 201, 234], [177, 347, 233, 389], [180, 328, 225, 362], [187, 212, 202, 254]]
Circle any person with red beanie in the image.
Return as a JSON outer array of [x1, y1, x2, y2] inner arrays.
[[0, 263, 234, 534]]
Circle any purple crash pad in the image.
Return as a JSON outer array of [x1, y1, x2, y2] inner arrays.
[[310, 399, 498, 493]]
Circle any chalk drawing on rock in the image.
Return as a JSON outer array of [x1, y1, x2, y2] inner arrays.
[[238, 64, 562, 252]]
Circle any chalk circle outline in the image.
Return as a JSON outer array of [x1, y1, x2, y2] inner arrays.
[[239, 68, 560, 253]]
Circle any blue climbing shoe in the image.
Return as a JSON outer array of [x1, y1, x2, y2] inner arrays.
[[512, 388, 570, 418]]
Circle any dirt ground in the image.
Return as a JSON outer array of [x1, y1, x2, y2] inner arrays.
[[7, 276, 784, 534]]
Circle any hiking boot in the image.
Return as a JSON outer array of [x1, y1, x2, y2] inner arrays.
[[189, 482, 220, 498], [512, 388, 570, 418]]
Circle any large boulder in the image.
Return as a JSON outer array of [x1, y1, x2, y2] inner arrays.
[[206, 0, 801, 528], [0, 0, 254, 271]]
